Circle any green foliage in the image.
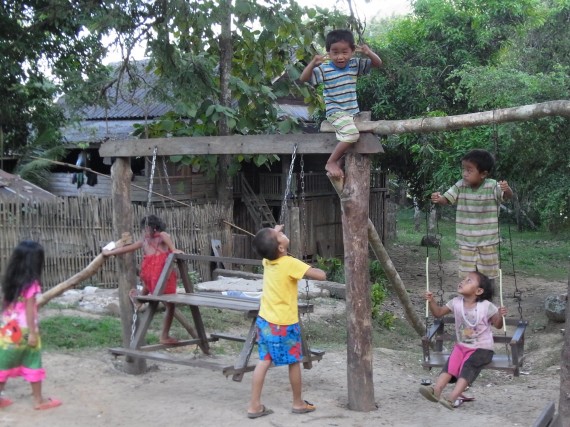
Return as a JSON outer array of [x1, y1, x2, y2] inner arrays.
[[363, 0, 568, 230], [371, 281, 396, 329], [1, 0, 109, 167], [316, 256, 345, 283], [187, 270, 201, 286], [41, 316, 122, 349]]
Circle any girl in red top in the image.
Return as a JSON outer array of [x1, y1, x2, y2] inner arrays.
[[103, 215, 182, 344]]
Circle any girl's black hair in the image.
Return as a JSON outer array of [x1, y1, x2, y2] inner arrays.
[[2, 240, 45, 307], [473, 271, 494, 302], [326, 29, 356, 51], [140, 215, 166, 234], [252, 228, 279, 260]]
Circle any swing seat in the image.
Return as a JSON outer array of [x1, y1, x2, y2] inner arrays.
[[421, 317, 528, 377]]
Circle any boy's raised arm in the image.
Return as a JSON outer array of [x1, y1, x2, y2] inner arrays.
[[357, 44, 382, 68], [299, 54, 326, 82]]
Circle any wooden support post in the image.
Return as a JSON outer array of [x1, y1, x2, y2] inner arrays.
[[289, 206, 301, 258], [111, 158, 146, 374], [341, 152, 376, 411]]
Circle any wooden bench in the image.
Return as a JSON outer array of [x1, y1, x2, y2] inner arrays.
[[109, 253, 324, 382], [421, 316, 528, 376]]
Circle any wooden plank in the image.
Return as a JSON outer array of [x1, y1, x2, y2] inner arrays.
[[222, 352, 325, 377], [210, 333, 247, 343], [108, 348, 223, 370], [136, 293, 261, 311], [176, 253, 262, 266], [422, 353, 524, 372], [135, 292, 314, 314], [531, 402, 556, 427], [99, 133, 383, 157]]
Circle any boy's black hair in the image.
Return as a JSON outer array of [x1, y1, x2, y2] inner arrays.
[[326, 29, 356, 51], [2, 240, 45, 307], [473, 271, 494, 302], [252, 228, 279, 260], [140, 215, 166, 233], [461, 149, 495, 174]]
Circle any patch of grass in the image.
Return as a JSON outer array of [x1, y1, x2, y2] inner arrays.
[[394, 207, 456, 262], [41, 316, 124, 350]]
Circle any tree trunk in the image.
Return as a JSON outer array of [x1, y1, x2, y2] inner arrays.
[[329, 178, 427, 337], [216, 0, 234, 214], [112, 159, 146, 374], [559, 272, 570, 422], [341, 153, 376, 411], [320, 100, 570, 135]]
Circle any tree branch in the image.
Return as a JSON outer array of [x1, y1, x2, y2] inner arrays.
[[320, 100, 570, 135]]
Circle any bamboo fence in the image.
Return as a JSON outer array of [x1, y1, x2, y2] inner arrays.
[[0, 197, 233, 290]]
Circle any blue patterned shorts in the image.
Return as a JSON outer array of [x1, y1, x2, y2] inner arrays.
[[256, 317, 303, 366]]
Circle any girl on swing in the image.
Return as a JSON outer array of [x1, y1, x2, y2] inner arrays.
[[103, 215, 183, 344], [420, 271, 507, 409]]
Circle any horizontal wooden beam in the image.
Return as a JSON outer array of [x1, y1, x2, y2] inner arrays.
[[320, 100, 570, 135], [99, 132, 383, 157]]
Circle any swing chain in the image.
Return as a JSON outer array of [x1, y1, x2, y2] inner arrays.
[[300, 154, 308, 263], [428, 204, 445, 307], [300, 154, 312, 338], [506, 218, 524, 320], [130, 308, 138, 345], [279, 144, 298, 225]]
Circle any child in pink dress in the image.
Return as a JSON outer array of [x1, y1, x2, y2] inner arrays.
[[0, 240, 62, 410], [103, 215, 182, 344], [420, 271, 507, 409]]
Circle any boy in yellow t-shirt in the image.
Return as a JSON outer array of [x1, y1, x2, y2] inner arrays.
[[246, 225, 326, 419]]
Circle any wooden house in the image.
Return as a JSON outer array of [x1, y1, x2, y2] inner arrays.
[[53, 61, 389, 260]]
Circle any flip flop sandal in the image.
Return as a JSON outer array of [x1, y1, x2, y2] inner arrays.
[[34, 398, 62, 410], [439, 397, 457, 410], [292, 400, 316, 414], [419, 385, 439, 403], [247, 405, 273, 419], [0, 397, 14, 408]]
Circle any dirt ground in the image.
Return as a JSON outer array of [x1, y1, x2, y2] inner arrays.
[[0, 243, 566, 427]]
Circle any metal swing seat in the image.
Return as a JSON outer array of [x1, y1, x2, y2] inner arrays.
[[421, 316, 528, 376]]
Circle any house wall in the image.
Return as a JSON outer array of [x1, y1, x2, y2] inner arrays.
[[46, 172, 217, 203]]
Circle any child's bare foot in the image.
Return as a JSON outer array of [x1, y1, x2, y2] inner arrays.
[[325, 161, 344, 178]]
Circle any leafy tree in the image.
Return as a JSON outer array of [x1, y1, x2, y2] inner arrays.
[[0, 0, 109, 179]]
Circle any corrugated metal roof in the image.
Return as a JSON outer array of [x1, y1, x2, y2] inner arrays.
[[277, 103, 311, 121], [59, 60, 314, 144], [62, 120, 145, 144], [0, 170, 59, 203]]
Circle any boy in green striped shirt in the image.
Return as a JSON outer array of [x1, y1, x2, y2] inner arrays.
[[431, 149, 513, 281]]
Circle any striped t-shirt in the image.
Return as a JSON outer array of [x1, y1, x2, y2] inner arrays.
[[310, 57, 371, 117], [443, 178, 503, 247]]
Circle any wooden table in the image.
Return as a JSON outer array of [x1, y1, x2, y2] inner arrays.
[[109, 253, 324, 381]]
